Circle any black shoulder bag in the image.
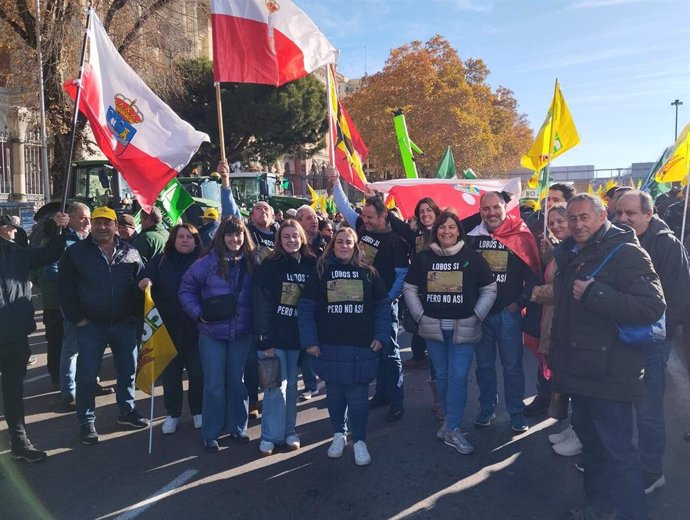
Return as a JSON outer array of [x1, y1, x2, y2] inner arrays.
[[201, 260, 245, 322]]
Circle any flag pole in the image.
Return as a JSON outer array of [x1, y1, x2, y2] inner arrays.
[[681, 180, 689, 241], [34, 0, 51, 204], [60, 6, 92, 214], [325, 64, 336, 167], [542, 79, 559, 238], [148, 381, 154, 454], [214, 82, 226, 164]]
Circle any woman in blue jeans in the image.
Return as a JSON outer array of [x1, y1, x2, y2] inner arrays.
[[403, 211, 497, 454], [298, 227, 391, 466], [179, 217, 258, 453], [138, 224, 204, 434], [253, 219, 316, 456]]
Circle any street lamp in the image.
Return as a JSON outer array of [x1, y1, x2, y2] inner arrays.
[[671, 99, 683, 140]]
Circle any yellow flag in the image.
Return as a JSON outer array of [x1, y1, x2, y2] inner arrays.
[[655, 123, 690, 183], [307, 183, 327, 214], [521, 81, 580, 171], [136, 287, 177, 395], [587, 183, 595, 194]]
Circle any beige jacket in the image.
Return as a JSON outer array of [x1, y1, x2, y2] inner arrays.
[[403, 241, 497, 344]]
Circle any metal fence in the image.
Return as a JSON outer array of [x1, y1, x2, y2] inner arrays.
[[24, 128, 44, 195], [0, 129, 11, 194]]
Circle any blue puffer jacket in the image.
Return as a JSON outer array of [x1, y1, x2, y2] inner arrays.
[[178, 251, 254, 341]]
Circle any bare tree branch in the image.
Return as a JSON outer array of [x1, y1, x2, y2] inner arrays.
[[16, 0, 36, 46], [0, 6, 30, 44], [116, 0, 173, 55], [103, 0, 127, 31]]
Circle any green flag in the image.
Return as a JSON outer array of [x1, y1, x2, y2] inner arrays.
[[463, 168, 478, 179], [435, 146, 456, 179], [641, 147, 673, 200], [155, 178, 194, 228]]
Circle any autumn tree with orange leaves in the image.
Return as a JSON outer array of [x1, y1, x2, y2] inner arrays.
[[345, 35, 533, 180]]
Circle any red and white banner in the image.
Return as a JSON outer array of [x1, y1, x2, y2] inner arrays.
[[211, 0, 338, 86], [372, 177, 523, 221], [64, 10, 209, 212]]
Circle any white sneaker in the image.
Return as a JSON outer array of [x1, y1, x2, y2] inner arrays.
[[161, 416, 178, 435], [259, 440, 274, 456], [285, 434, 300, 451], [548, 424, 573, 445], [553, 429, 583, 456], [192, 415, 202, 429], [353, 440, 371, 466], [327, 433, 347, 458], [436, 420, 447, 440]]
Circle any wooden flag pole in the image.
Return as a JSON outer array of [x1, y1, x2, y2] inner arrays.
[[60, 7, 93, 214], [543, 79, 560, 239], [215, 82, 226, 163], [325, 64, 337, 168]]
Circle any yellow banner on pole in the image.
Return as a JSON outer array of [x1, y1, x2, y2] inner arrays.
[[135, 287, 177, 395]]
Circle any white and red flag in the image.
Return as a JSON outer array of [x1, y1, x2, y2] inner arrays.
[[211, 0, 338, 86], [64, 10, 209, 212]]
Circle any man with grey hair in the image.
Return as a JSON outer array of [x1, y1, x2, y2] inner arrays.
[[551, 193, 665, 520], [296, 204, 326, 256], [614, 189, 690, 494], [132, 207, 169, 264]]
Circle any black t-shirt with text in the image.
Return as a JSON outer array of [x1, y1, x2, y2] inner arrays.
[[406, 246, 494, 319], [355, 224, 409, 292], [302, 262, 387, 347]]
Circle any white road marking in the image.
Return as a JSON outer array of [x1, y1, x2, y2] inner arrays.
[[109, 469, 199, 520]]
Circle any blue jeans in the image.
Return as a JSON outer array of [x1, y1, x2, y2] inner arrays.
[[326, 382, 370, 442], [572, 395, 646, 520], [475, 309, 525, 415], [300, 351, 318, 392], [374, 300, 404, 405], [635, 339, 672, 475], [259, 348, 300, 444], [60, 318, 78, 400], [198, 333, 251, 441], [75, 320, 138, 425], [426, 330, 475, 431]]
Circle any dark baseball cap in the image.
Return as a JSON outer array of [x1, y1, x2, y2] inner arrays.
[[117, 214, 136, 228], [0, 214, 17, 228]]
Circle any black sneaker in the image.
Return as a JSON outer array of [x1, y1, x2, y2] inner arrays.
[[385, 403, 404, 422], [96, 383, 115, 396], [228, 433, 250, 444], [61, 395, 76, 412], [11, 444, 47, 463], [643, 472, 665, 495], [204, 439, 219, 453], [368, 394, 390, 410], [80, 423, 99, 445], [117, 410, 150, 430]]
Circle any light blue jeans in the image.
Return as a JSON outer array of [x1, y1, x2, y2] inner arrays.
[[60, 318, 78, 400], [426, 329, 475, 431], [198, 333, 251, 442], [259, 348, 300, 444], [475, 309, 525, 415]]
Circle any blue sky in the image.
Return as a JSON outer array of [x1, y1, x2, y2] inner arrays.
[[299, 0, 689, 171]]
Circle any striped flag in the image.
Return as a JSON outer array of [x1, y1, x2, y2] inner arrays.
[[327, 64, 369, 191]]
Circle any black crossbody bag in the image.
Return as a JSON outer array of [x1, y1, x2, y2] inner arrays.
[[201, 261, 245, 322]]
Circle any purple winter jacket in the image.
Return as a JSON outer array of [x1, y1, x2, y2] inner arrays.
[[178, 251, 254, 340]]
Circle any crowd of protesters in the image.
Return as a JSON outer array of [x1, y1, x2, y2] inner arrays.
[[1, 164, 690, 520]]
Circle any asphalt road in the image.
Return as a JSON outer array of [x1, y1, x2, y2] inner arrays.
[[1, 314, 689, 520]]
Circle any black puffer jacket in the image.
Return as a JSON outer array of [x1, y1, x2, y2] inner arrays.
[[59, 236, 144, 324], [638, 215, 690, 333], [551, 222, 665, 402], [0, 234, 65, 346]]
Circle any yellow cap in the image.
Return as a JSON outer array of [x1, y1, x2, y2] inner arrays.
[[203, 207, 219, 220], [91, 206, 117, 221]]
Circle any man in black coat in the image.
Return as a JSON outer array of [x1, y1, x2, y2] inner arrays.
[[614, 190, 690, 494], [552, 194, 665, 520], [0, 211, 69, 462]]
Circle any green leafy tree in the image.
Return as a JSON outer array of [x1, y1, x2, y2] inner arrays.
[[170, 58, 328, 168], [345, 35, 533, 179]]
